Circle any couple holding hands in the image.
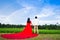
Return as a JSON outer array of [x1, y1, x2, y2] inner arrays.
[[26, 16, 39, 34], [1, 16, 39, 39]]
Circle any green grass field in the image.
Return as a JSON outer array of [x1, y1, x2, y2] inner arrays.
[[0, 28, 60, 34], [0, 28, 60, 40]]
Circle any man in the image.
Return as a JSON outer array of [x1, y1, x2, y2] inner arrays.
[[33, 16, 39, 34]]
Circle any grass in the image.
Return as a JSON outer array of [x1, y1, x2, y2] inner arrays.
[[0, 33, 60, 40], [0, 28, 24, 33], [39, 29, 60, 34], [0, 28, 60, 34], [0, 28, 60, 40]]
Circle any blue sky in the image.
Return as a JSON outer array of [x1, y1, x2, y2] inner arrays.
[[0, 0, 60, 25]]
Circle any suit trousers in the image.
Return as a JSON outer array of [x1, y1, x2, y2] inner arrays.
[[34, 25, 38, 34]]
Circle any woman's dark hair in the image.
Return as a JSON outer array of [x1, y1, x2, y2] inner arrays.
[[27, 18, 30, 23]]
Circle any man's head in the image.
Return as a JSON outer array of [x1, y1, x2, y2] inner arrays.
[[35, 16, 37, 19]]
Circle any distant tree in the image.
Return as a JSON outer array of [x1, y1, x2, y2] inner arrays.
[[2, 24, 5, 28], [0, 23, 1, 27], [0, 22, 60, 29]]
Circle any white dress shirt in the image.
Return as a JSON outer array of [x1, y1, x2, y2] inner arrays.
[[32, 19, 39, 25]]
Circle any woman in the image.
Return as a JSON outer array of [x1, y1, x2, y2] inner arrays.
[[1, 18, 38, 39], [22, 18, 32, 34]]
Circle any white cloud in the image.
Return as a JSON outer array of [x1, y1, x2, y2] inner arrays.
[[39, 20, 60, 25], [0, 5, 35, 24], [56, 16, 60, 19], [0, 1, 37, 24], [0, 1, 60, 25], [35, 6, 54, 18], [0, 15, 11, 24], [0, 5, 60, 25], [33, 6, 60, 25]]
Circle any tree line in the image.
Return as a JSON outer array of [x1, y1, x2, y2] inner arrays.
[[0, 23, 60, 30], [0, 23, 25, 28]]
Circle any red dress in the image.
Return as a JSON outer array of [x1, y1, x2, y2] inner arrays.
[[1, 21, 38, 39]]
